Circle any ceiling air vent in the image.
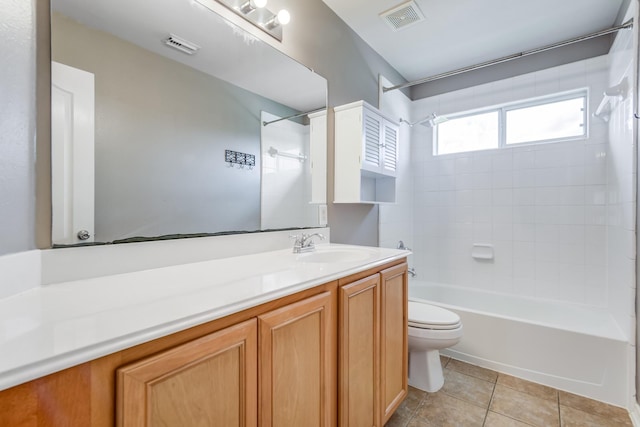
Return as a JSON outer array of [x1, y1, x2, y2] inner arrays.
[[380, 0, 425, 32], [163, 34, 200, 55]]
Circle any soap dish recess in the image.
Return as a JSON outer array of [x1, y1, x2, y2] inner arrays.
[[471, 244, 494, 260]]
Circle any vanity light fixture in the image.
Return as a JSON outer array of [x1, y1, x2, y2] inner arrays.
[[264, 9, 290, 30], [196, 0, 290, 41], [238, 0, 267, 14]]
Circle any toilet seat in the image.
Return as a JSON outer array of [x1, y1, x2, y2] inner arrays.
[[408, 301, 461, 330]]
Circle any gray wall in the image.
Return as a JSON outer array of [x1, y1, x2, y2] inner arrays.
[[410, 37, 613, 99], [51, 13, 299, 241], [0, 0, 37, 256], [262, 0, 407, 246]]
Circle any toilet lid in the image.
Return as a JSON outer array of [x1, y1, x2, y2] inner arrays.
[[408, 301, 461, 330]]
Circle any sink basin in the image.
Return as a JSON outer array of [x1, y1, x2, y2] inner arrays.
[[296, 248, 371, 263]]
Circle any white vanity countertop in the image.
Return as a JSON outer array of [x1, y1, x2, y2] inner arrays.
[[0, 244, 407, 391]]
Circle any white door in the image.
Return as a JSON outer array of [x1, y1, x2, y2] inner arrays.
[[51, 61, 95, 244]]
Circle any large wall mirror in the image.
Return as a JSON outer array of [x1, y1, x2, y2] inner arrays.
[[50, 0, 327, 246]]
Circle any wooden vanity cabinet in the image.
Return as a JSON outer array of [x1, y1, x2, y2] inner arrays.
[[117, 291, 336, 427], [379, 264, 409, 423], [0, 259, 407, 427], [258, 291, 335, 427], [339, 273, 381, 427], [338, 263, 408, 427], [117, 319, 258, 426]]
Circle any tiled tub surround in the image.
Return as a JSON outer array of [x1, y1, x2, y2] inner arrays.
[[605, 7, 637, 406], [410, 55, 612, 305], [401, 51, 636, 408], [409, 281, 627, 407], [0, 237, 407, 391], [385, 357, 633, 427]]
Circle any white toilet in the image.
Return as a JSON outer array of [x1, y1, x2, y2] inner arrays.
[[408, 300, 463, 392]]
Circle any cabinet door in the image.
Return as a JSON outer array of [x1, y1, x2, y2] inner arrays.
[[380, 264, 408, 424], [381, 121, 398, 177], [339, 274, 380, 427], [259, 291, 335, 427], [362, 109, 383, 173], [117, 319, 257, 427]]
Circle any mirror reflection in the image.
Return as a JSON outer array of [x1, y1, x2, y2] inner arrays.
[[50, 0, 327, 246]]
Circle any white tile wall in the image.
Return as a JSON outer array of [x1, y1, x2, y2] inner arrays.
[[606, 21, 637, 339], [409, 55, 614, 306], [260, 111, 316, 229], [379, 76, 414, 254]]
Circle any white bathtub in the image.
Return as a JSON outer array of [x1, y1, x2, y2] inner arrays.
[[409, 281, 630, 407]]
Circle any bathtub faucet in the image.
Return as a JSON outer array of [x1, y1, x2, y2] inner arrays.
[[408, 267, 416, 278], [397, 240, 412, 251]]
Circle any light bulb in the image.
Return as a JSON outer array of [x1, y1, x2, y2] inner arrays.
[[277, 9, 290, 25], [239, 0, 266, 14], [264, 8, 291, 30]]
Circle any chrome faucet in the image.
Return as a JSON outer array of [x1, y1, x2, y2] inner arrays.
[[292, 233, 326, 253], [397, 240, 412, 251], [408, 267, 416, 278]]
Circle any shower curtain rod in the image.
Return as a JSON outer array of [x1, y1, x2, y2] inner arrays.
[[262, 106, 326, 126], [383, 18, 634, 93]]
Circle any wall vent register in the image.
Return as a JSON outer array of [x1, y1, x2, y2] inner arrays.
[[163, 34, 201, 55]]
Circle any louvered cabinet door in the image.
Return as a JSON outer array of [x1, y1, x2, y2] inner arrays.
[[117, 319, 258, 427], [381, 121, 399, 177], [361, 109, 383, 173], [258, 291, 336, 427]]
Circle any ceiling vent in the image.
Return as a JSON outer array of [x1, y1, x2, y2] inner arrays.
[[163, 34, 200, 55], [380, 1, 425, 32]]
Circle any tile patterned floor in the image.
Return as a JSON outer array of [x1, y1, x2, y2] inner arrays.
[[385, 356, 633, 427]]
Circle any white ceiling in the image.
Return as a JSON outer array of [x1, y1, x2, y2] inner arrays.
[[322, 0, 625, 82], [52, 0, 326, 112]]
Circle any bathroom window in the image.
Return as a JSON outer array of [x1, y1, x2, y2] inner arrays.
[[505, 95, 586, 145], [436, 111, 499, 155], [434, 90, 588, 155]]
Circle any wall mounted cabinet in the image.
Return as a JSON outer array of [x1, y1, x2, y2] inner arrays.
[[334, 101, 399, 204]]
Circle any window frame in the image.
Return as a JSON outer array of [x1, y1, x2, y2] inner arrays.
[[433, 89, 589, 156]]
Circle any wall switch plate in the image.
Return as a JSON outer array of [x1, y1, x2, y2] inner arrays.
[[318, 204, 328, 226]]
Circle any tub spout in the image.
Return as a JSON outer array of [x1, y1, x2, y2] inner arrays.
[[408, 267, 416, 278]]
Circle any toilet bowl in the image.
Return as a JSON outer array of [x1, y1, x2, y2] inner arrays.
[[408, 300, 463, 392]]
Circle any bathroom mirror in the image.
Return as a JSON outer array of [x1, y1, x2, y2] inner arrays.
[[50, 0, 327, 245]]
